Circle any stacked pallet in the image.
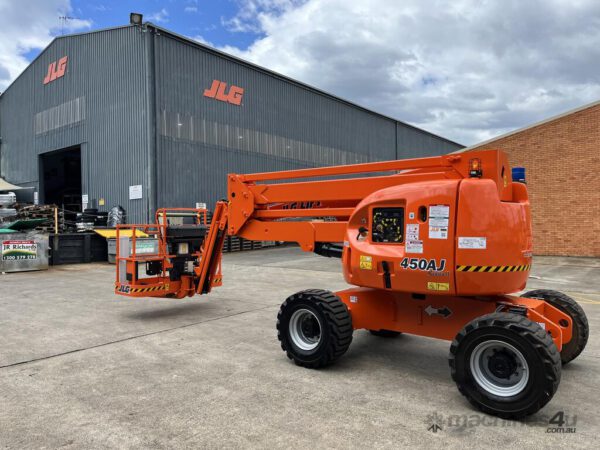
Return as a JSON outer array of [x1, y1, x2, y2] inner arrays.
[[222, 236, 281, 253], [201, 208, 282, 253], [224, 236, 256, 252], [4, 204, 65, 233]]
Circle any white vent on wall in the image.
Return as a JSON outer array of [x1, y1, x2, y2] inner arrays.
[[34, 97, 86, 135], [159, 109, 375, 166]]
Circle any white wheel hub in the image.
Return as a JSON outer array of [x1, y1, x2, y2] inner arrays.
[[289, 308, 322, 351], [470, 340, 529, 397]]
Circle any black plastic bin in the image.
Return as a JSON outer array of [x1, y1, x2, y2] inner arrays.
[[50, 233, 108, 265]]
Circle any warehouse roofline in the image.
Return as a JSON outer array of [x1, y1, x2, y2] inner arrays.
[[147, 23, 463, 148], [0, 25, 133, 97], [1, 22, 463, 149], [452, 99, 600, 153]]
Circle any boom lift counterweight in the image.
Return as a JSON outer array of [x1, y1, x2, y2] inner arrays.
[[115, 149, 588, 419]]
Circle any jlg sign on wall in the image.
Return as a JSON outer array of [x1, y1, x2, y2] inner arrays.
[[43, 56, 68, 85], [203, 79, 244, 106]]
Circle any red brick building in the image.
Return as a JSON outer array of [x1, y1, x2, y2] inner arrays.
[[465, 101, 600, 257]]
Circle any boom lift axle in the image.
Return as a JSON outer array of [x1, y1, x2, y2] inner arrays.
[[115, 149, 588, 419]]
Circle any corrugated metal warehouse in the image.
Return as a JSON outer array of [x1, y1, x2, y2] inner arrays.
[[0, 21, 463, 223]]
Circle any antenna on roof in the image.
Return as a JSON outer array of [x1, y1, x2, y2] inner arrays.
[[58, 16, 75, 35]]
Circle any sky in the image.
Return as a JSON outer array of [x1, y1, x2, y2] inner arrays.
[[1, 0, 600, 146]]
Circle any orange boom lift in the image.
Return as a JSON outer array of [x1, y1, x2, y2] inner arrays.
[[115, 149, 588, 419]]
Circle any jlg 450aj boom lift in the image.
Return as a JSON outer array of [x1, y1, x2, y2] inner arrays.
[[115, 149, 588, 419]]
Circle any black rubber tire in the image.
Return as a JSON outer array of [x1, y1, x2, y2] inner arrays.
[[522, 289, 589, 364], [277, 289, 353, 368], [449, 312, 561, 419], [369, 329, 402, 338]]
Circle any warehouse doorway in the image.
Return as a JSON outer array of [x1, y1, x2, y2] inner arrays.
[[39, 146, 82, 214]]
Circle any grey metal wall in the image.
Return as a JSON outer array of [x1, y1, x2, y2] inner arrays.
[[0, 24, 463, 224], [396, 123, 460, 158], [152, 29, 462, 209], [0, 26, 151, 222]]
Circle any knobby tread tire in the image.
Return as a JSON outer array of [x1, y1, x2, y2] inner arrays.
[[449, 312, 561, 419], [277, 289, 353, 368]]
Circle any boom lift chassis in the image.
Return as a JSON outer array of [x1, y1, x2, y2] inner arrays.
[[116, 150, 588, 419]]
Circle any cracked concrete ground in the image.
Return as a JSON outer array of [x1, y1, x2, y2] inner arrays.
[[0, 247, 598, 449]]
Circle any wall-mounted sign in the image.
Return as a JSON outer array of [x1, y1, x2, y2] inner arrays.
[[203, 79, 244, 106], [129, 185, 143, 200], [43, 56, 68, 85]]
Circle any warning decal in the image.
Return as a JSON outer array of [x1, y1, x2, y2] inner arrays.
[[2, 240, 37, 261], [425, 305, 452, 317], [429, 205, 449, 240], [359, 255, 373, 270], [429, 227, 448, 240], [456, 264, 530, 272], [429, 205, 449, 218], [427, 282, 450, 292], [406, 223, 419, 241], [406, 240, 423, 254], [458, 237, 487, 249]]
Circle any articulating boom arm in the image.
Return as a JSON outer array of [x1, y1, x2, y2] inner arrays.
[[115, 150, 511, 299], [227, 151, 511, 251]]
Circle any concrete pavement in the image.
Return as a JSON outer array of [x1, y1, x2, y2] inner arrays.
[[1, 247, 598, 448]]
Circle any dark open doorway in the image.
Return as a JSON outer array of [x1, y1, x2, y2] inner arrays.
[[40, 146, 82, 213]]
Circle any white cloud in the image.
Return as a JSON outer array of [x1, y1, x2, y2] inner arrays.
[[184, 6, 198, 13], [222, 0, 302, 33], [148, 8, 169, 24], [219, 0, 600, 145], [0, 0, 91, 91], [191, 35, 213, 46]]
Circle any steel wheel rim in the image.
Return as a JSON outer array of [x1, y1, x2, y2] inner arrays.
[[289, 308, 322, 351], [470, 340, 529, 397]]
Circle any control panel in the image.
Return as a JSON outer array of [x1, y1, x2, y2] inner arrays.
[[371, 207, 404, 243]]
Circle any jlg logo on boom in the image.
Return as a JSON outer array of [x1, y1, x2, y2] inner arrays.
[[43, 56, 68, 85], [203, 79, 244, 106]]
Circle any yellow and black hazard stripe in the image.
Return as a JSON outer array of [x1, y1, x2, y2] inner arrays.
[[130, 285, 168, 293], [456, 264, 531, 273], [213, 277, 223, 283]]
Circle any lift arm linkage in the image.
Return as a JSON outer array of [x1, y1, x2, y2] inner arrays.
[[227, 152, 502, 251]]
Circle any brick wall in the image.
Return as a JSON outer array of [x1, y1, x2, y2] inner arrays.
[[469, 104, 600, 257]]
